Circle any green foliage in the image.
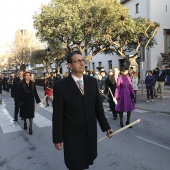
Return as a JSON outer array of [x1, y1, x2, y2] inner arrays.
[[33, 0, 159, 61]]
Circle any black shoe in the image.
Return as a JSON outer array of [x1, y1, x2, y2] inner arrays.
[[13, 119, 18, 122], [120, 122, 124, 128], [29, 127, 33, 135], [46, 104, 49, 107], [126, 122, 132, 128], [24, 123, 27, 130]]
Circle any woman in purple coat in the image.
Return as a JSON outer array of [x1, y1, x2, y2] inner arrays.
[[115, 68, 135, 128]]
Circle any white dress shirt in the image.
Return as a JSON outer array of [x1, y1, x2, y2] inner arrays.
[[71, 74, 84, 89]]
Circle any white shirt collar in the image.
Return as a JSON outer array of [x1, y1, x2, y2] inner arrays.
[[71, 74, 84, 86]]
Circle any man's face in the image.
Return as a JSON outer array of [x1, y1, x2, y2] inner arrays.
[[101, 72, 106, 77], [160, 66, 165, 70], [68, 54, 85, 74], [19, 71, 23, 78], [129, 69, 133, 74]]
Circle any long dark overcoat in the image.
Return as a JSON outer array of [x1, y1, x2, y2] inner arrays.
[[18, 80, 41, 118], [11, 77, 22, 102], [0, 77, 2, 94], [52, 74, 111, 170], [104, 75, 117, 111]]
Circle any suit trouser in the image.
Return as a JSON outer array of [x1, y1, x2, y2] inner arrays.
[[6, 84, 11, 92], [14, 101, 20, 120], [154, 81, 165, 97]]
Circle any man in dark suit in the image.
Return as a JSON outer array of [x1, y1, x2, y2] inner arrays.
[[11, 70, 24, 121], [105, 67, 120, 120], [52, 51, 113, 170]]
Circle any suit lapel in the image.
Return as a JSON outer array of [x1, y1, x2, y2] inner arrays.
[[67, 74, 83, 98], [83, 75, 90, 99]]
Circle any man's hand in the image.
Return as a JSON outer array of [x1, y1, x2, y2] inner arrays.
[[107, 129, 114, 138], [54, 143, 63, 150]]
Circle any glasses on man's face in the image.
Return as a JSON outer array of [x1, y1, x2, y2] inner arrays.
[[72, 59, 86, 64]]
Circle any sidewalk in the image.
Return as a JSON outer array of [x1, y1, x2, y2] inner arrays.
[[104, 85, 170, 114], [135, 85, 170, 114]]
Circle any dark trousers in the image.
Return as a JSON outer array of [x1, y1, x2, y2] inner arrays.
[[119, 111, 131, 123], [14, 101, 20, 120], [112, 110, 117, 118], [146, 86, 153, 100], [134, 90, 137, 103], [6, 84, 11, 92]]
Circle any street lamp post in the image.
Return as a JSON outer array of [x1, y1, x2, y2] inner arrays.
[[140, 44, 146, 96]]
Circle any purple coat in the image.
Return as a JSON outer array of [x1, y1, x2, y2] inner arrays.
[[115, 75, 135, 112]]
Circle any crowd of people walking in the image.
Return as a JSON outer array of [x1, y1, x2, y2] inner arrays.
[[0, 50, 169, 169]]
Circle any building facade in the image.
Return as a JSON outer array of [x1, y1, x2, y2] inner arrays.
[[61, 0, 170, 76]]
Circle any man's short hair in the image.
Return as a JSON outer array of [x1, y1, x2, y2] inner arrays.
[[67, 51, 82, 63]]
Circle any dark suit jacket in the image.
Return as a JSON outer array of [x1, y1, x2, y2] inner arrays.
[[11, 77, 23, 102], [52, 74, 110, 170]]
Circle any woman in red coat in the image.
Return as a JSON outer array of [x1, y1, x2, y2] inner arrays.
[[44, 73, 53, 107]]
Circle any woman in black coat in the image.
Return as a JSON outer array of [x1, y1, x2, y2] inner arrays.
[[19, 72, 41, 135]]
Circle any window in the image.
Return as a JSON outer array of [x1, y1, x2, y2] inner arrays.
[[92, 62, 95, 70], [164, 29, 170, 53], [108, 60, 112, 70], [166, 5, 168, 12], [98, 62, 102, 67], [136, 3, 139, 13], [166, 34, 170, 53]]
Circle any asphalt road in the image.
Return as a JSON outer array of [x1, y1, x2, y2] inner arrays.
[[0, 87, 170, 170]]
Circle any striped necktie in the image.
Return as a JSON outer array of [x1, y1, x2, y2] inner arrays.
[[76, 80, 84, 95]]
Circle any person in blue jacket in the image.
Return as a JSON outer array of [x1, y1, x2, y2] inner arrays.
[[145, 70, 155, 102]]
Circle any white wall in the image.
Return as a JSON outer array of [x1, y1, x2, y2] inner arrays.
[[123, 0, 170, 70]]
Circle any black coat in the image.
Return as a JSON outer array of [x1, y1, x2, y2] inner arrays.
[[154, 70, 166, 82], [104, 76, 117, 111], [18, 80, 41, 118], [11, 77, 23, 102], [52, 74, 110, 170], [0, 77, 2, 93]]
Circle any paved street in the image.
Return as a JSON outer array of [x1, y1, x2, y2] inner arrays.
[[0, 86, 170, 170]]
